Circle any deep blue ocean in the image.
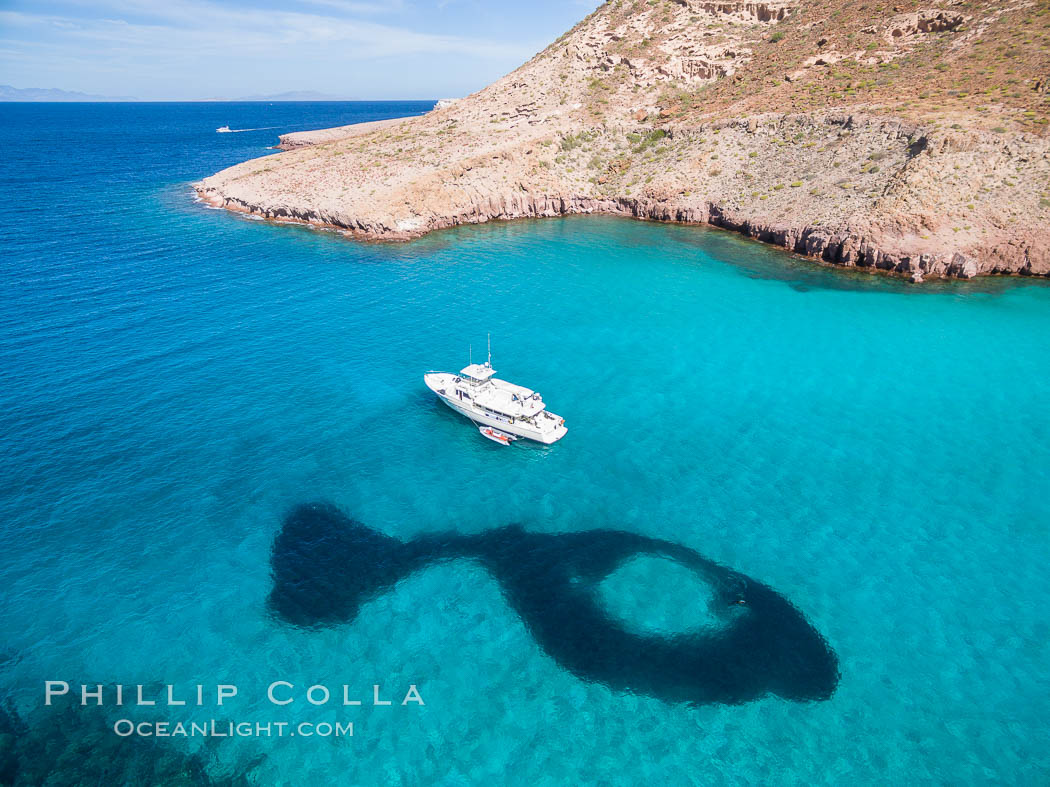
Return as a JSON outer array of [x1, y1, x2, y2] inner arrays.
[[1, 102, 1049, 785]]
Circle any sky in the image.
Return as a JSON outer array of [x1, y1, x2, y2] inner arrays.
[[0, 0, 602, 100]]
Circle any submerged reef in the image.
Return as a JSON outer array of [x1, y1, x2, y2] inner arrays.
[[269, 502, 840, 706], [0, 693, 257, 787]]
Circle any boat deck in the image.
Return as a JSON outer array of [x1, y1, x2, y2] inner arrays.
[[473, 378, 546, 418]]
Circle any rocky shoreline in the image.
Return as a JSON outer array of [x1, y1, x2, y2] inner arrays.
[[195, 184, 1039, 282], [194, 0, 1050, 282]]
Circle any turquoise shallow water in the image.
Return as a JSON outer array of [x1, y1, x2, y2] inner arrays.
[[1, 103, 1049, 784]]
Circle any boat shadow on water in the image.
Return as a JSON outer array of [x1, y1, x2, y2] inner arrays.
[[268, 503, 840, 707]]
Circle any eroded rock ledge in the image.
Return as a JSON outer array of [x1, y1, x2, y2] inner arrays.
[[196, 186, 1042, 281]]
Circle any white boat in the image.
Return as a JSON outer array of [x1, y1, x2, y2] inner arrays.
[[424, 343, 567, 445], [216, 126, 232, 133]]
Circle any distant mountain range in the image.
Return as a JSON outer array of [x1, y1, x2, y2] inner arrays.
[[208, 91, 358, 102], [0, 85, 136, 102], [0, 86, 355, 102]]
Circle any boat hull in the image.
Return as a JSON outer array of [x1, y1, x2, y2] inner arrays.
[[424, 372, 567, 445]]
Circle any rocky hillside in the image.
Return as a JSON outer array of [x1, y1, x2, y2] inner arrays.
[[196, 0, 1050, 280]]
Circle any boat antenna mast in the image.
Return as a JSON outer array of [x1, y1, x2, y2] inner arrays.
[[487, 333, 492, 368]]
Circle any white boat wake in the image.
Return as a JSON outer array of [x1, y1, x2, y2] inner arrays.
[[215, 125, 282, 133]]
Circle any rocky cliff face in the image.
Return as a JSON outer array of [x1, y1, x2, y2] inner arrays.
[[196, 0, 1050, 280]]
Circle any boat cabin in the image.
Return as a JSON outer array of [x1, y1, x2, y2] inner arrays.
[[459, 363, 497, 383], [455, 363, 547, 420]]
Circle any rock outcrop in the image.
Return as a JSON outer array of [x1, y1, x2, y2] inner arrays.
[[196, 0, 1050, 280], [276, 117, 414, 150]]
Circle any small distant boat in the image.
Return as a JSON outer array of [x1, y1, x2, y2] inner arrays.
[[479, 426, 517, 446], [216, 126, 232, 133]]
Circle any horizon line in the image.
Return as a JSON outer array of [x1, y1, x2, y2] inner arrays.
[[0, 98, 444, 104]]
